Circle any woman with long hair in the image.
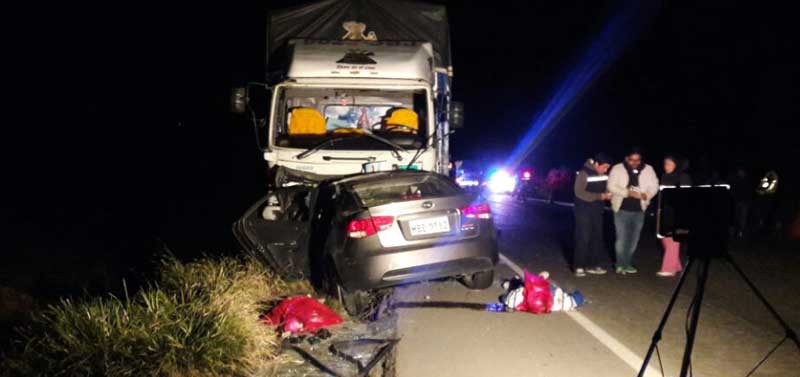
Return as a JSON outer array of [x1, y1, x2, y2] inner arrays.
[[657, 155, 692, 277]]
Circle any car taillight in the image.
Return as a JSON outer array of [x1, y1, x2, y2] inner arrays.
[[461, 203, 491, 219], [347, 216, 395, 238]]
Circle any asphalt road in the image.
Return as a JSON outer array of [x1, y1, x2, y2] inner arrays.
[[394, 194, 800, 377]]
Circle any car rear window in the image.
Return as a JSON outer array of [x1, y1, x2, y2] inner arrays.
[[350, 174, 462, 207]]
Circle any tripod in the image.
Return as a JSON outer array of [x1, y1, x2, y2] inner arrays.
[[638, 252, 800, 377]]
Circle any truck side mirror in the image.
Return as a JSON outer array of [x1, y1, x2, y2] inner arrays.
[[450, 101, 464, 129], [230, 87, 248, 114]]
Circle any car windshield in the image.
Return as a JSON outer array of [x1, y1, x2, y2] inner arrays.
[[273, 87, 429, 150], [350, 174, 462, 207]]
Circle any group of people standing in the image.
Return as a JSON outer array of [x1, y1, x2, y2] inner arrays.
[[572, 147, 691, 278]]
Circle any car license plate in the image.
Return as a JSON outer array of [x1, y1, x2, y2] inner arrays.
[[409, 216, 450, 236]]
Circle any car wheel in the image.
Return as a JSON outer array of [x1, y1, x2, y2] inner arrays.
[[461, 269, 494, 290], [322, 255, 373, 318], [338, 285, 372, 318]]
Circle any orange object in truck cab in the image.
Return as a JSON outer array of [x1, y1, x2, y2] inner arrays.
[[288, 108, 326, 135], [383, 108, 418, 133]]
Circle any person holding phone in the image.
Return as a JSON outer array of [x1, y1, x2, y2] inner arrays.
[[608, 147, 659, 275], [572, 153, 613, 277]]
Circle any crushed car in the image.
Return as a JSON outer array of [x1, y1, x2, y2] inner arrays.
[[234, 170, 498, 315]]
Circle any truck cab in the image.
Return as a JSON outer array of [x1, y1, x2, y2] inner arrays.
[[262, 40, 443, 182]]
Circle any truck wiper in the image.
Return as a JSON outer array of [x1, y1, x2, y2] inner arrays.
[[360, 132, 405, 161], [294, 132, 405, 161], [406, 130, 454, 170], [295, 136, 347, 160]]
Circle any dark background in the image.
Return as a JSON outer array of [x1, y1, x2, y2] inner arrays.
[[4, 0, 798, 303]]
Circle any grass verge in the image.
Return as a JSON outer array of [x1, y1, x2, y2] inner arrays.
[[1, 254, 311, 377]]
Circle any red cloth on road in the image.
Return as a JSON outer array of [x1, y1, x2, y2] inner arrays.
[[519, 270, 553, 314], [262, 296, 343, 334]]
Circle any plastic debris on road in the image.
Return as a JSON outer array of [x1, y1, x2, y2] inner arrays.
[[266, 313, 400, 377], [485, 302, 506, 312], [498, 270, 584, 314], [262, 295, 344, 334], [520, 270, 553, 313]]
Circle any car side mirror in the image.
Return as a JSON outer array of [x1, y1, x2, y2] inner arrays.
[[450, 101, 464, 129], [230, 87, 248, 114]]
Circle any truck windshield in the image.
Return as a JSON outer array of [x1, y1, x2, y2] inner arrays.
[[274, 87, 429, 150]]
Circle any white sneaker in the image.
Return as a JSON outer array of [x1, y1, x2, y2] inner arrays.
[[656, 271, 676, 277], [575, 268, 586, 277], [586, 267, 608, 275]]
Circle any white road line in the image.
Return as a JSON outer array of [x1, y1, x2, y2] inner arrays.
[[523, 197, 614, 211], [498, 253, 526, 276], [508, 197, 574, 207], [499, 253, 663, 377], [552, 200, 575, 207]]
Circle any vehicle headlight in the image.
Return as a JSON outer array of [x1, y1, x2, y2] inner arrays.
[[487, 170, 517, 193]]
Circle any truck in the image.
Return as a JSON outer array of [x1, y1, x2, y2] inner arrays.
[[231, 0, 462, 183], [231, 1, 483, 302]]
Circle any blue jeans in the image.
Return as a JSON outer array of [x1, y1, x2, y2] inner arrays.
[[614, 210, 645, 268]]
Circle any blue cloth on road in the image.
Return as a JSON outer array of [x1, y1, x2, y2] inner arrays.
[[614, 210, 644, 268]]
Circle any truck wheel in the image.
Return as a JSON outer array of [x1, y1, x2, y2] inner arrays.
[[461, 269, 494, 290]]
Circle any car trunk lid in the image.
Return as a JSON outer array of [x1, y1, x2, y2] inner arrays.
[[366, 195, 478, 248]]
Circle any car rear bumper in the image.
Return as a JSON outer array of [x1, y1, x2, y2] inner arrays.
[[335, 226, 498, 291]]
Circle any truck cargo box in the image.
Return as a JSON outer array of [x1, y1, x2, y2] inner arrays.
[[268, 0, 451, 71]]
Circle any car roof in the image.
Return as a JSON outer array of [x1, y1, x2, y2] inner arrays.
[[329, 170, 446, 187]]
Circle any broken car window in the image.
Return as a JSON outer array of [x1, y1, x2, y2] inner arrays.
[[350, 174, 461, 207]]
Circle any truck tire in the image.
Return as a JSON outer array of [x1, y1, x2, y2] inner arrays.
[[461, 269, 494, 290]]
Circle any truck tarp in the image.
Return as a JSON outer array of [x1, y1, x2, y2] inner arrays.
[[268, 0, 451, 70]]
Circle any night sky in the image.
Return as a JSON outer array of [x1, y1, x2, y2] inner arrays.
[[6, 1, 799, 289]]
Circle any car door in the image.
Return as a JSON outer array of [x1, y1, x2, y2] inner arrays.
[[232, 187, 313, 281]]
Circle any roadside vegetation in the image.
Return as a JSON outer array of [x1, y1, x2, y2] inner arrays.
[[1, 254, 311, 376]]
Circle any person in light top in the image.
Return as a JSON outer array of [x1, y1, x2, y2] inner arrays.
[[608, 147, 659, 275]]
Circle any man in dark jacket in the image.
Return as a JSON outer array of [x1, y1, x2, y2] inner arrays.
[[573, 153, 613, 277]]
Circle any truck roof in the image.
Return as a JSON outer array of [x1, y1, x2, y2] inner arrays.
[[287, 39, 434, 83], [268, 0, 451, 71]]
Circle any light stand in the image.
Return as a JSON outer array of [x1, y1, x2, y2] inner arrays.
[[640, 185, 800, 377], [638, 253, 800, 377]]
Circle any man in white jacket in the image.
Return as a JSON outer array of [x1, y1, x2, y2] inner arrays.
[[608, 148, 659, 274]]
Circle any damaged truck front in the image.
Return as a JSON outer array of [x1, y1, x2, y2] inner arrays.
[[231, 0, 466, 283]]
